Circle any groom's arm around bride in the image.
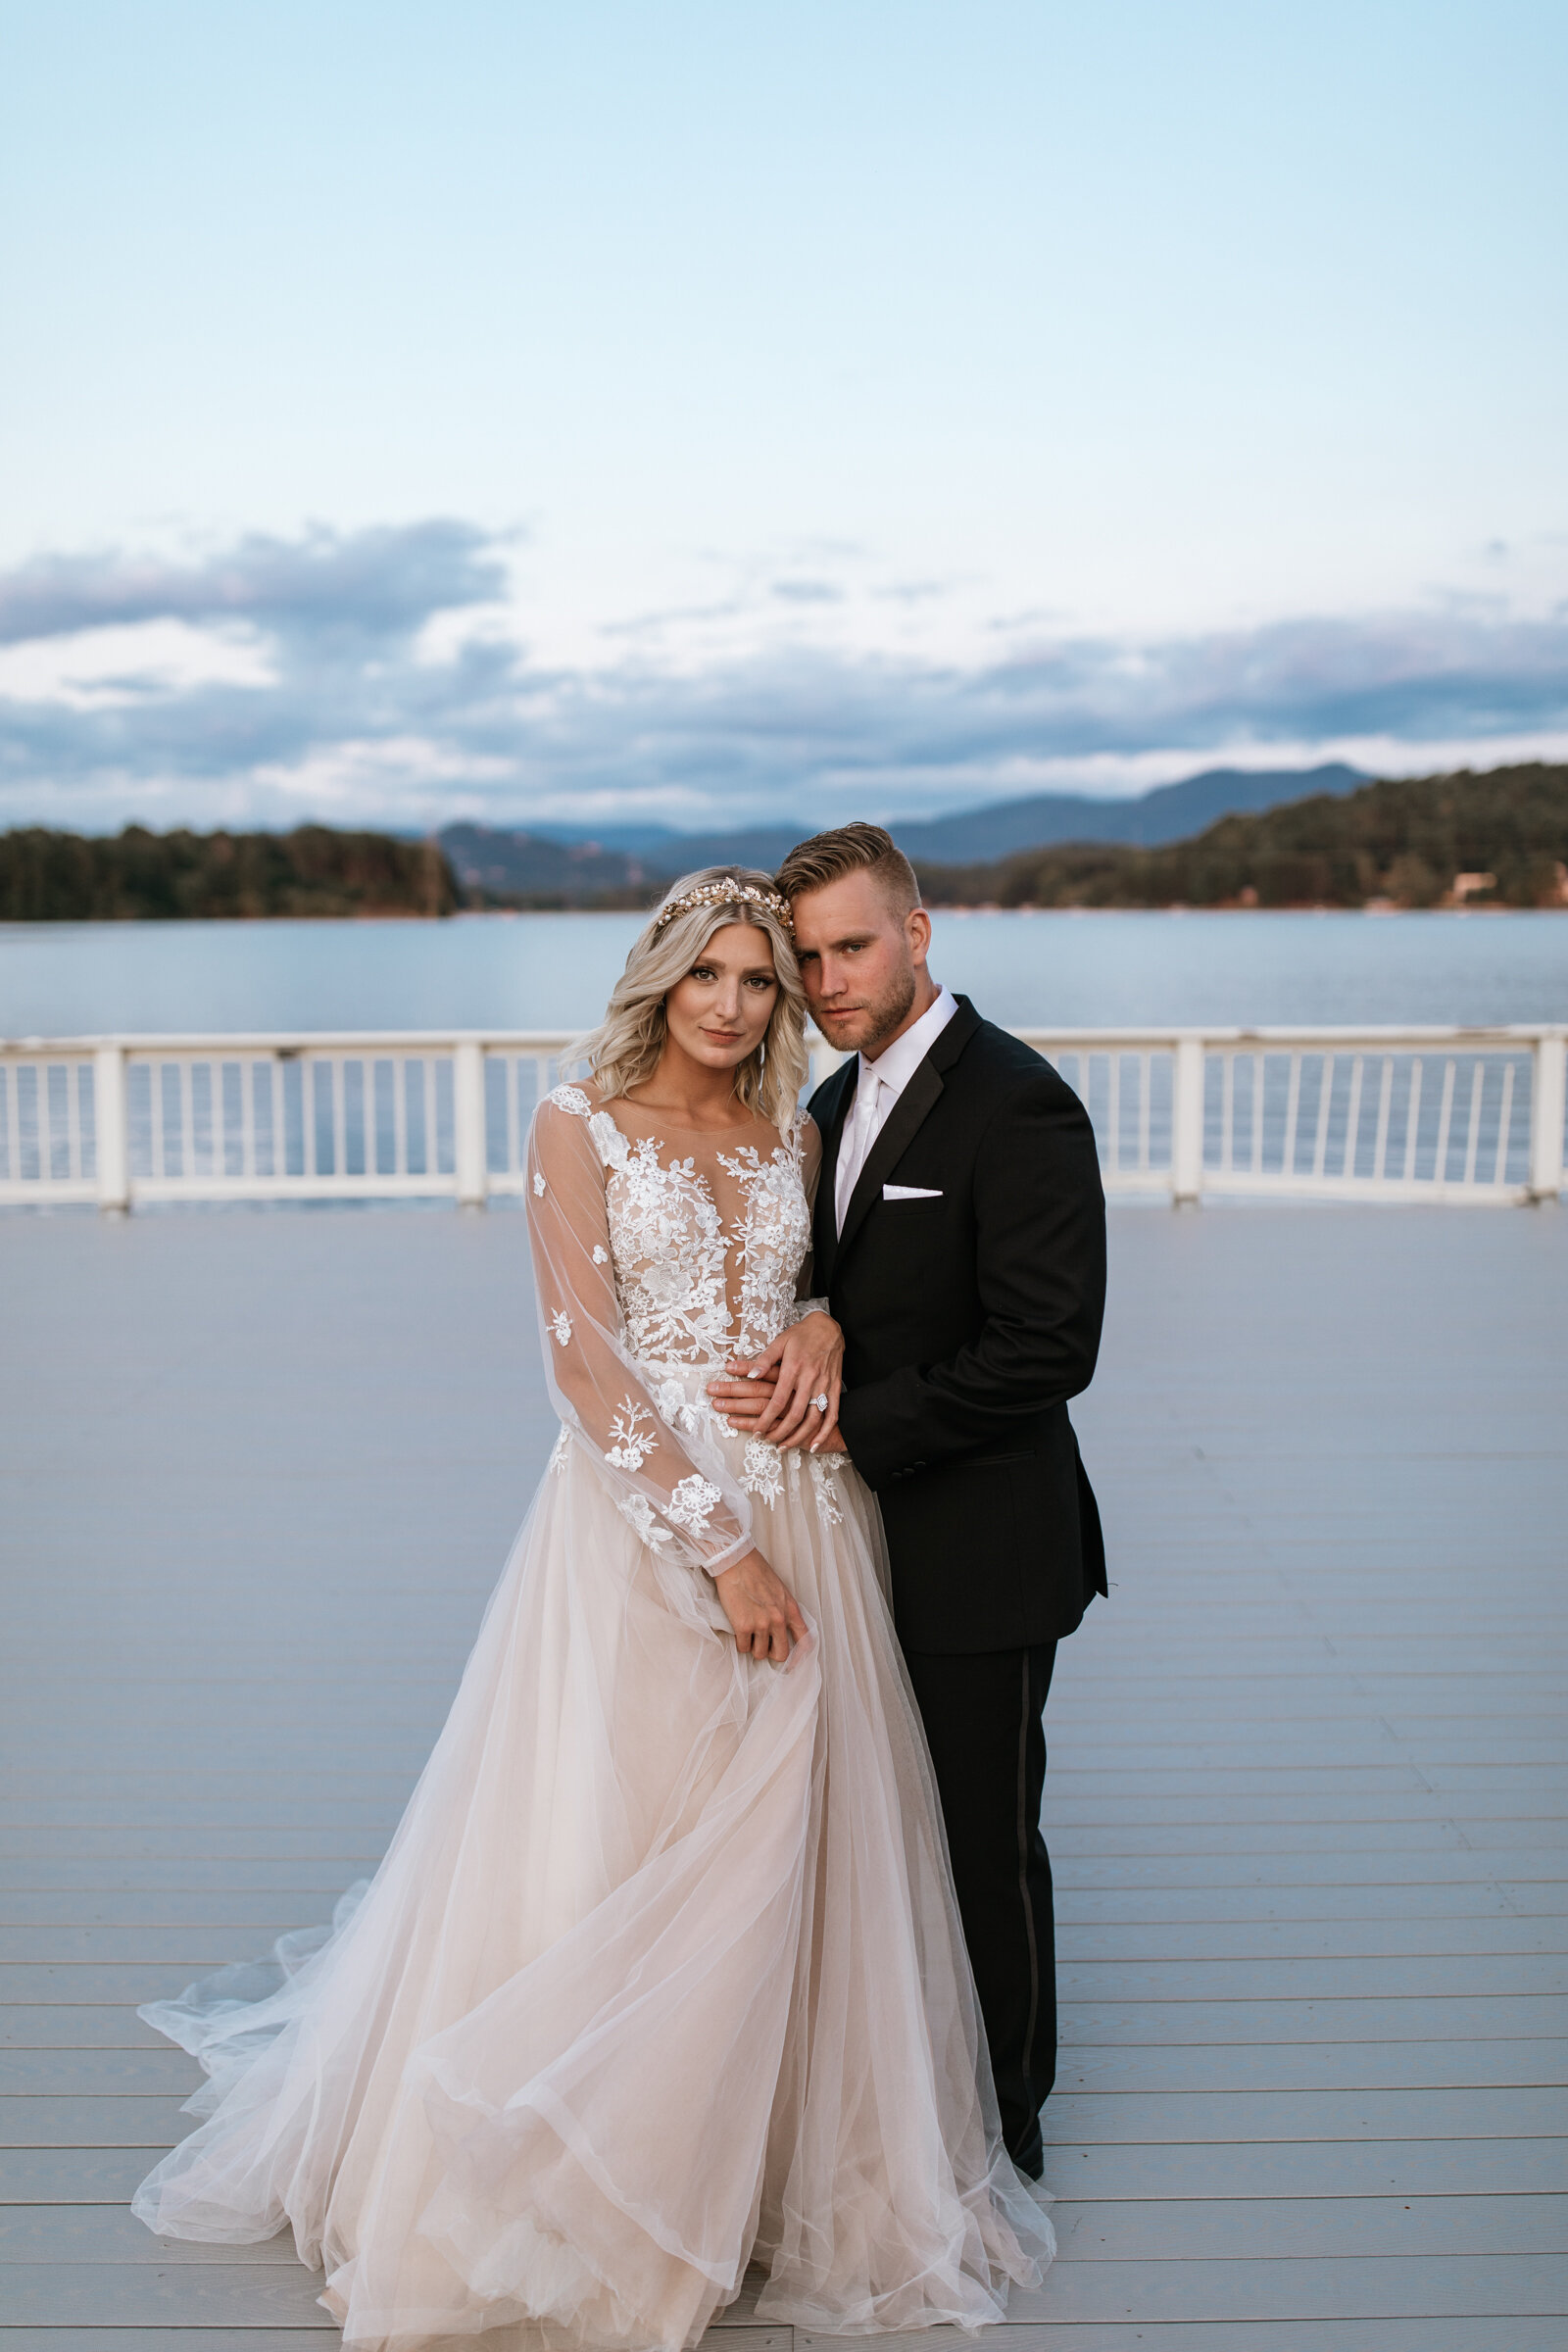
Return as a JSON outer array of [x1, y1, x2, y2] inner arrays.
[[729, 821, 1106, 2180]]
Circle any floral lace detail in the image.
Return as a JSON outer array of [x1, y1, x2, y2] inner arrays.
[[588, 1120, 811, 1372], [741, 1436, 784, 1505], [808, 1451, 845, 1527], [548, 1425, 571, 1476], [589, 1110, 631, 1171], [618, 1494, 673, 1549], [666, 1475, 722, 1537], [532, 1172, 547, 1197], [605, 1398, 659, 1473], [717, 1146, 816, 1359], [734, 1437, 840, 1527], [655, 1376, 702, 1436], [531, 1096, 827, 1580], [595, 1130, 731, 1364], [548, 1085, 594, 1117]]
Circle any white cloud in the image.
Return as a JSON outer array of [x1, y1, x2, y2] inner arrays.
[[2, 520, 1565, 836], [0, 618, 274, 710]]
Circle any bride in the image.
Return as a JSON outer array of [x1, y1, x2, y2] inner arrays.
[[131, 868, 1054, 2350]]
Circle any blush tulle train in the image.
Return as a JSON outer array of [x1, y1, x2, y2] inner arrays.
[[132, 1378, 1054, 2349]]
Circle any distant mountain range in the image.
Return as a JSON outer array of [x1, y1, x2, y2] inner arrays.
[[440, 763, 1367, 901], [918, 760, 1568, 910]]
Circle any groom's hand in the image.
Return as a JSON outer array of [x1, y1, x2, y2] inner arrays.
[[708, 1367, 777, 1421]]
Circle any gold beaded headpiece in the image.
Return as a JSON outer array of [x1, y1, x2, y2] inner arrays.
[[651, 878, 795, 936]]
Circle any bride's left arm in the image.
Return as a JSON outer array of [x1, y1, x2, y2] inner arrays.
[[711, 1115, 845, 1453]]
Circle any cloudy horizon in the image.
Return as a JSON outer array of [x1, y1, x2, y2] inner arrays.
[[0, 517, 1564, 838], [2, 4, 1563, 837]]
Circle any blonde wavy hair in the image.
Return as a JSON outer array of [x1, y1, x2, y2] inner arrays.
[[574, 867, 808, 1132]]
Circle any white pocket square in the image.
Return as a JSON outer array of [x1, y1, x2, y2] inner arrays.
[[883, 1184, 943, 1200]]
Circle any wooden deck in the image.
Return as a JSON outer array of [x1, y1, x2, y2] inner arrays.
[[1, 1201, 1564, 2349]]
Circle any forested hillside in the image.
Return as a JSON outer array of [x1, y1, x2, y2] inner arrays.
[[914, 764, 1568, 909], [5, 764, 1564, 919], [0, 825, 459, 920]]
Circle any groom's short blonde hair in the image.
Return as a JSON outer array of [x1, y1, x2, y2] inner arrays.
[[776, 823, 921, 918]]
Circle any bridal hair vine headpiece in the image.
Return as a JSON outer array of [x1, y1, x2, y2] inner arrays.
[[652, 879, 795, 936]]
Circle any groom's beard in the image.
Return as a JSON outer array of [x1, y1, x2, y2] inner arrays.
[[831, 964, 916, 1058]]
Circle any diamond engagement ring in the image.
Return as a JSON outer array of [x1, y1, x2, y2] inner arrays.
[[811, 1394, 829, 1413]]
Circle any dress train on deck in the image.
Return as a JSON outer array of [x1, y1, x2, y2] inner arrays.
[[132, 1088, 1053, 2349]]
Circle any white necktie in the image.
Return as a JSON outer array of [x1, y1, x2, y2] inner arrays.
[[836, 1069, 885, 1234]]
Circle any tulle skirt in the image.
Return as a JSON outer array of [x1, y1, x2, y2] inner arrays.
[[132, 1366, 1054, 2349]]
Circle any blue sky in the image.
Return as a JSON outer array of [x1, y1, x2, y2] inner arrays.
[[1, 0, 1564, 834]]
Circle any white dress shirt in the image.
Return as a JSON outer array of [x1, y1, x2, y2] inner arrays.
[[834, 986, 958, 1234]]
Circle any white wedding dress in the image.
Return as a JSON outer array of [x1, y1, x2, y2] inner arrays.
[[132, 1087, 1054, 2351]]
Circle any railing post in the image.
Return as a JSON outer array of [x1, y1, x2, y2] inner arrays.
[[454, 1040, 488, 1208], [94, 1044, 129, 1214], [1529, 1030, 1566, 1202], [1171, 1034, 1205, 1206]]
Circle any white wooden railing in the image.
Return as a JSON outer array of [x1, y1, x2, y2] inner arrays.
[[1, 1027, 1564, 1210]]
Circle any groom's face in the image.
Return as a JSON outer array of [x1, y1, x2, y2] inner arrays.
[[791, 871, 932, 1058]]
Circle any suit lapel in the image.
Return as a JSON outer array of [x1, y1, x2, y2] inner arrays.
[[835, 1056, 945, 1266], [811, 1060, 858, 1288], [830, 995, 983, 1273]]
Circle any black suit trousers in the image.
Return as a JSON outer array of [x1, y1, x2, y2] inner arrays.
[[901, 1641, 1057, 2174]]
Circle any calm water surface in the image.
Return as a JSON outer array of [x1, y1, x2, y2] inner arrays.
[[2, 909, 1565, 1036]]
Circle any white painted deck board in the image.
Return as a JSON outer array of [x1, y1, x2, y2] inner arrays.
[[6, 1917, 1564, 1964], [6, 2037, 1564, 2101], [2, 1203, 1564, 2345], [9, 1907, 1566, 1954], [5, 2189, 1563, 2263], [3, 1991, 1562, 2053], [7, 2253, 1568, 2328], [0, 1875, 1553, 1918]]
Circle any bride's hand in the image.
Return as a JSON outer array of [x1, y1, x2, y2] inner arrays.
[[712, 1547, 809, 1662], [712, 1312, 845, 1452]]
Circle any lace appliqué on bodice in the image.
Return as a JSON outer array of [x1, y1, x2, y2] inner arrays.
[[721, 1146, 815, 1360], [537, 1086, 841, 1547], [555, 1092, 811, 1369]]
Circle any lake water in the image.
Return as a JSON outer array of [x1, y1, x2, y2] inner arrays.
[[2, 909, 1565, 1037]]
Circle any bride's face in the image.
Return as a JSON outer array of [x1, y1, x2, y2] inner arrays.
[[663, 921, 780, 1073]]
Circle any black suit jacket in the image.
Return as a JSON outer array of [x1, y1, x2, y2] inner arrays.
[[809, 996, 1107, 1653]]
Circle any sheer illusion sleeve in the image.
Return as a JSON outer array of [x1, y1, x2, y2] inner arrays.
[[526, 1093, 755, 1578], [789, 1114, 830, 1320]]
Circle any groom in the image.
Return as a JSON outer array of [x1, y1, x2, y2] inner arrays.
[[723, 822, 1106, 2178]]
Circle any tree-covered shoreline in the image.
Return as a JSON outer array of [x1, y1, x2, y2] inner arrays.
[[0, 824, 459, 921], [3, 763, 1565, 919], [912, 764, 1568, 911]]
